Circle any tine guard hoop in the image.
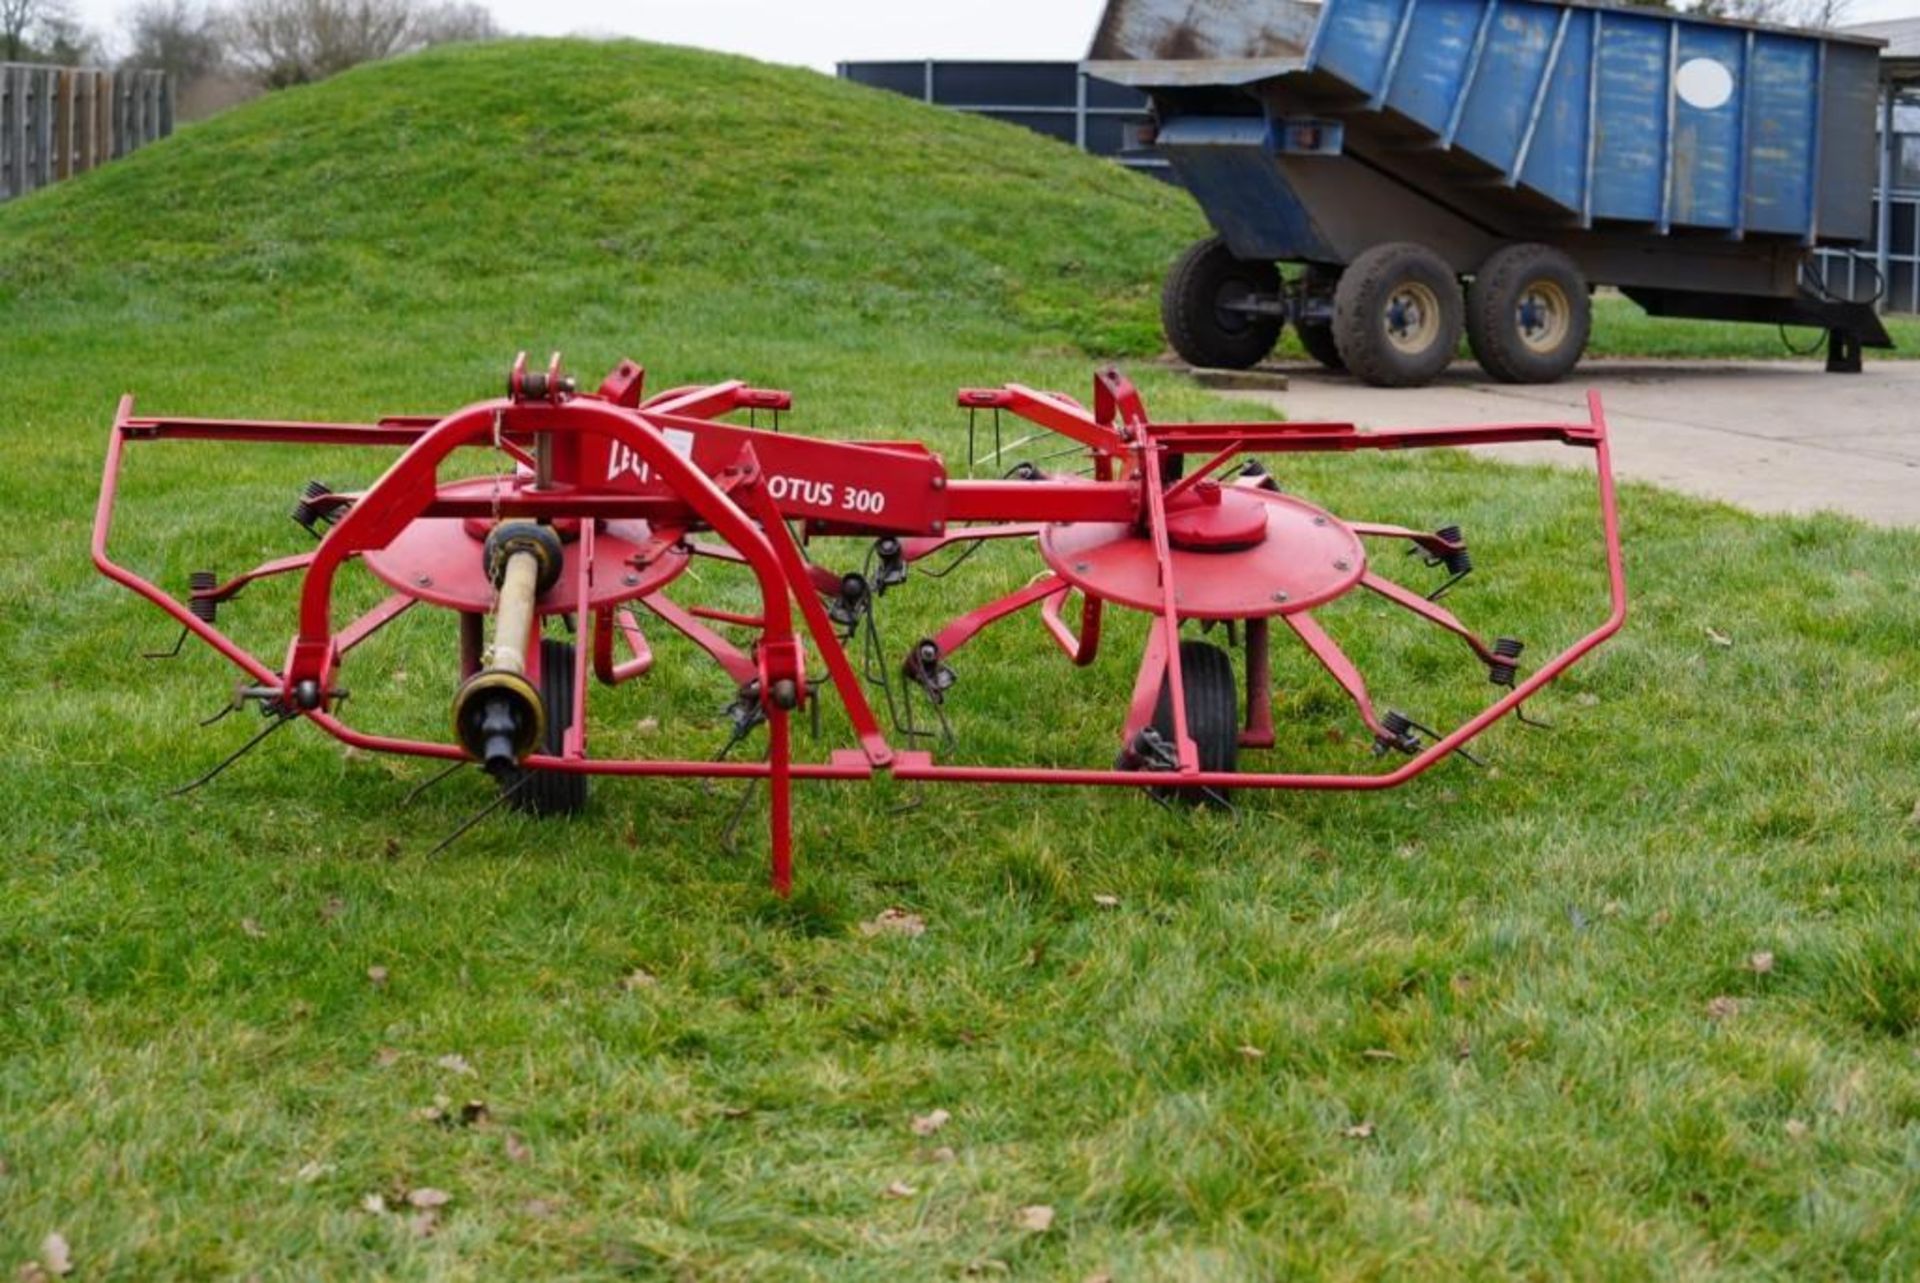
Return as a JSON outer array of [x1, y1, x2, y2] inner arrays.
[[94, 357, 1626, 895]]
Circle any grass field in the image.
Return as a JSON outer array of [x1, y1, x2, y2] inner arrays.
[[5, 39, 1920, 1281]]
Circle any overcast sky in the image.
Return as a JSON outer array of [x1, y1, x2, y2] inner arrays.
[[69, 0, 1920, 70]]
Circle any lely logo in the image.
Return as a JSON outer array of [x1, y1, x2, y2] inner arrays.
[[607, 441, 647, 483], [606, 429, 696, 485]]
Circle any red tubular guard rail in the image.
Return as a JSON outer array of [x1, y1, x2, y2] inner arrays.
[[94, 376, 1626, 893]]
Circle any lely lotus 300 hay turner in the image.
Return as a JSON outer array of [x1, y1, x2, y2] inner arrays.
[[94, 354, 1625, 892]]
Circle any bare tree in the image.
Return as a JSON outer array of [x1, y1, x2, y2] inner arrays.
[[124, 0, 227, 81], [1614, 0, 1853, 24], [2, 0, 43, 61], [220, 0, 498, 88], [1, 0, 100, 63], [36, 10, 99, 62], [413, 2, 496, 46], [1685, 0, 1853, 26]]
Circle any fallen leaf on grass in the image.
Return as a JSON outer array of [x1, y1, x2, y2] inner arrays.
[[366, 966, 389, 987], [718, 1105, 752, 1119], [911, 1108, 950, 1137], [1343, 1122, 1376, 1140], [882, 1181, 918, 1199], [1092, 894, 1120, 909], [407, 1212, 439, 1239], [374, 1047, 402, 1068], [407, 1187, 452, 1210], [459, 1100, 491, 1127], [1785, 1118, 1811, 1140], [39, 1234, 71, 1277], [1362, 1048, 1399, 1062], [295, 1160, 333, 1183], [621, 968, 658, 991], [859, 908, 926, 938], [1705, 627, 1734, 648], [1706, 996, 1741, 1021], [1083, 1275, 1114, 1283], [1745, 951, 1776, 975], [1235, 1045, 1266, 1061], [240, 917, 267, 939], [436, 1053, 475, 1076], [925, 1145, 956, 1164], [361, 1193, 387, 1215], [1574, 692, 1601, 707], [504, 1132, 532, 1164], [636, 717, 660, 735], [1831, 1067, 1868, 1117], [320, 896, 347, 923], [1014, 1204, 1055, 1232]]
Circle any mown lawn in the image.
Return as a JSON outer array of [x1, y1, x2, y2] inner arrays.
[[4, 38, 1920, 1281]]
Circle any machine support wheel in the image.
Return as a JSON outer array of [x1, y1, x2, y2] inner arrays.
[[1465, 243, 1591, 384], [1293, 265, 1345, 371], [1332, 242, 1464, 388], [1162, 236, 1284, 370], [505, 637, 588, 817], [1151, 639, 1239, 807]]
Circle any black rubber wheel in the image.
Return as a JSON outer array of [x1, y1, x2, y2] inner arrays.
[[505, 637, 587, 817], [1294, 265, 1345, 371], [1295, 320, 1345, 371], [1161, 236, 1283, 370], [1465, 243, 1591, 384], [1150, 639, 1239, 807], [1332, 242, 1464, 388]]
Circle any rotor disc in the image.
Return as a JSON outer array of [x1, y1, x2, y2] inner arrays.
[[1038, 489, 1365, 619]]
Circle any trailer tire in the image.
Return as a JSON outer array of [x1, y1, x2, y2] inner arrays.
[[1466, 244, 1590, 383], [1332, 242, 1463, 387], [1296, 320, 1345, 371], [1150, 640, 1239, 807], [505, 638, 587, 818], [1162, 236, 1283, 370], [1294, 266, 1346, 371]]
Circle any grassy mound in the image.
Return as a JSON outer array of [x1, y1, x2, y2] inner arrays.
[[0, 38, 1203, 394], [5, 38, 1920, 1280]]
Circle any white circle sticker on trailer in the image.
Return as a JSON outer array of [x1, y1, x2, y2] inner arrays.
[[1676, 58, 1735, 111]]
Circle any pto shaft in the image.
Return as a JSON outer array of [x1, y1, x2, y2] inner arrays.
[[488, 547, 540, 676], [451, 522, 565, 774]]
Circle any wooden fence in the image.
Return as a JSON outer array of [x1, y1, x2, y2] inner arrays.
[[1, 65, 173, 202]]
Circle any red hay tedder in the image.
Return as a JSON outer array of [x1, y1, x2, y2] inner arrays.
[[93, 353, 1626, 892]]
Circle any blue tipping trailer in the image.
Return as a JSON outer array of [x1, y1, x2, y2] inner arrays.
[[1086, 0, 1890, 386]]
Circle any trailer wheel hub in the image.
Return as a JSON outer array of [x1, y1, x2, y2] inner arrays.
[[1516, 281, 1572, 354], [1385, 282, 1443, 353]]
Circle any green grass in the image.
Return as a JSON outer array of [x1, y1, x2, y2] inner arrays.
[[5, 37, 1920, 1280]]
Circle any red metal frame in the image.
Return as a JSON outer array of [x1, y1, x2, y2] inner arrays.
[[94, 357, 1627, 894]]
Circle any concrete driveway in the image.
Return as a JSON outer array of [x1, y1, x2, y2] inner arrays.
[[1231, 359, 1920, 527]]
